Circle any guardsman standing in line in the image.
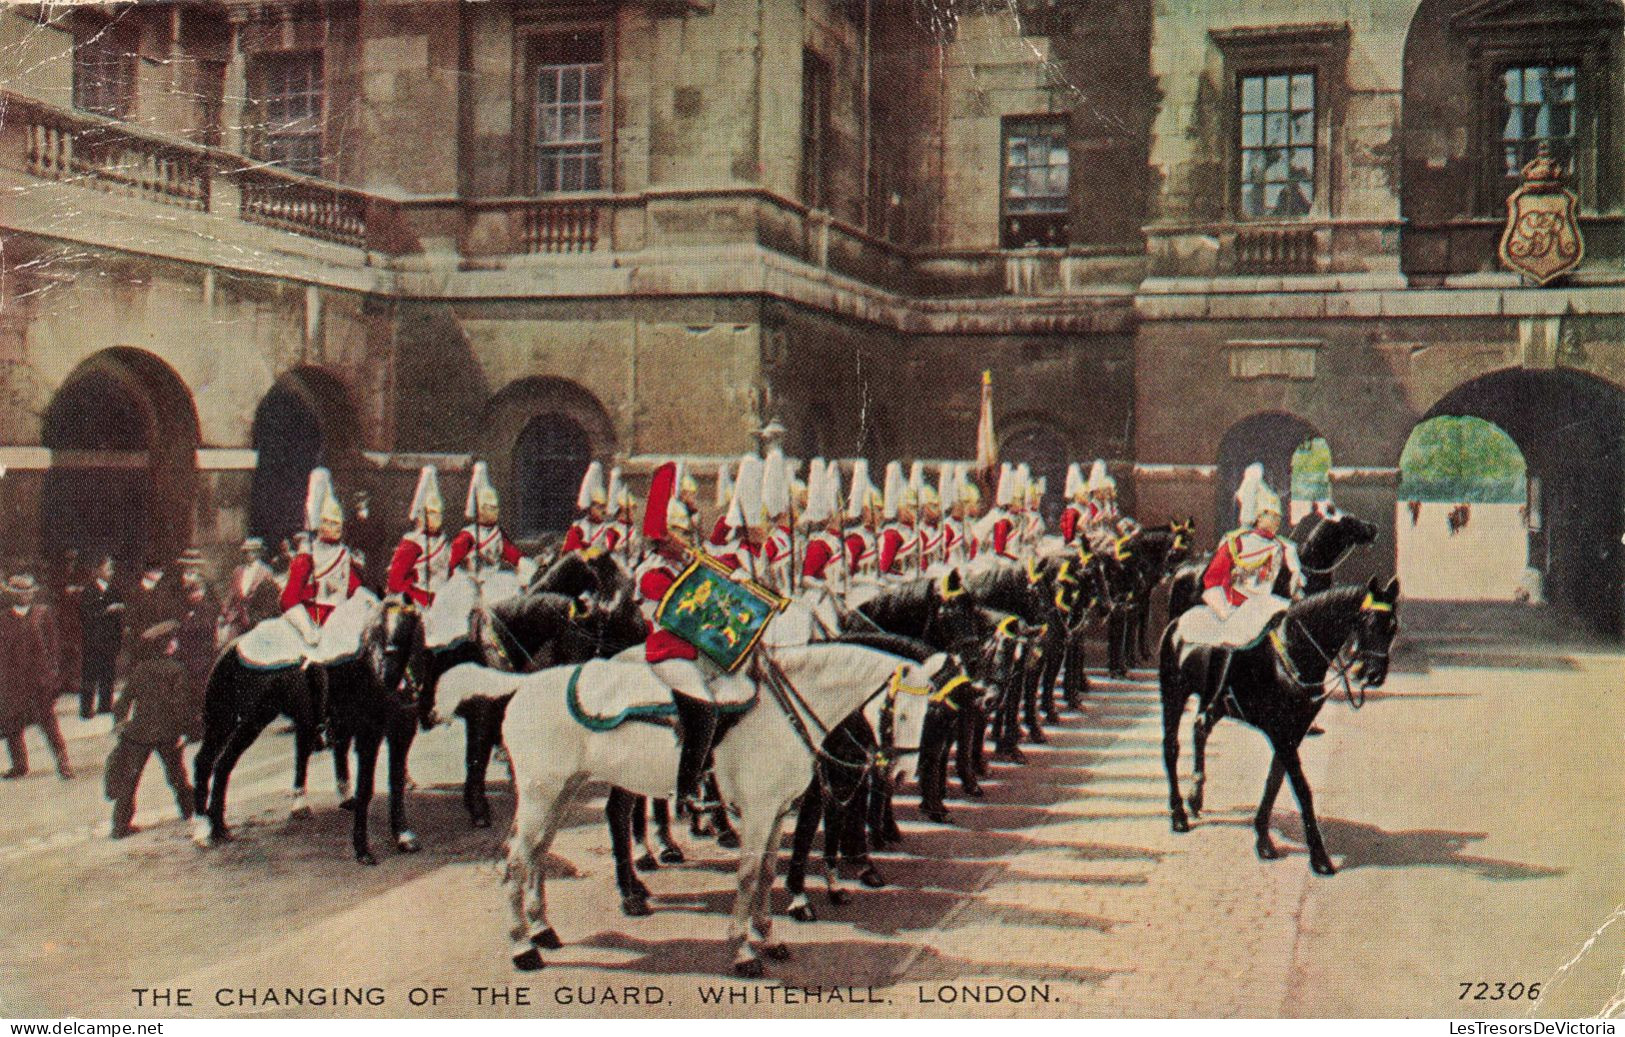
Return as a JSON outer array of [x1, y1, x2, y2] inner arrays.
[[705, 463, 737, 558], [1060, 463, 1088, 546], [280, 469, 364, 646], [843, 460, 883, 597], [979, 463, 1021, 561], [562, 462, 611, 554], [913, 463, 944, 575], [800, 459, 850, 600], [449, 462, 525, 579], [1022, 474, 1047, 557], [877, 461, 921, 583], [606, 467, 641, 567], [677, 462, 703, 535], [760, 448, 795, 595], [1083, 460, 1120, 555], [387, 466, 451, 607]]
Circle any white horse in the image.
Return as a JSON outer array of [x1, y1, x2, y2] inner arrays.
[[444, 641, 955, 976]]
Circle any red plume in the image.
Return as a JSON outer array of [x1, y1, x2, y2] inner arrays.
[[643, 462, 677, 541]]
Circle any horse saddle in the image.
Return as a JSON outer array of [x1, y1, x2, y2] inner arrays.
[[1175, 594, 1288, 661], [237, 591, 381, 670], [564, 659, 759, 732]]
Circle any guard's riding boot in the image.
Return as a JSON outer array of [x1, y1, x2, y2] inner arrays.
[[673, 693, 719, 810]]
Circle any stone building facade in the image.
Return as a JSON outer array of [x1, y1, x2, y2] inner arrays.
[[0, 0, 1621, 628]]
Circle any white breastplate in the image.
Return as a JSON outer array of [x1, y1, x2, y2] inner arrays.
[[311, 543, 352, 607]]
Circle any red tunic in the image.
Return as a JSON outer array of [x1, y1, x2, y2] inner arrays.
[[639, 563, 698, 663], [281, 549, 362, 624], [991, 517, 1017, 559], [386, 537, 434, 606], [878, 527, 908, 576], [803, 537, 837, 581], [449, 525, 523, 571], [1060, 505, 1084, 544], [1202, 528, 1283, 607]]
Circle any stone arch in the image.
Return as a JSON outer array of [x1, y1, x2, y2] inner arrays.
[[480, 378, 617, 539], [1405, 366, 1625, 633], [249, 366, 365, 548], [999, 415, 1071, 526], [40, 347, 200, 567], [1213, 411, 1324, 533]]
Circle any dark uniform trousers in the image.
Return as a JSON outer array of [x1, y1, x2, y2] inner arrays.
[[104, 736, 192, 836]]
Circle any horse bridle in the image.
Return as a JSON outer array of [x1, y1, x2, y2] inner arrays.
[[1274, 597, 1396, 710]]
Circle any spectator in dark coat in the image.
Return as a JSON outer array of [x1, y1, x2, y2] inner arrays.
[[174, 549, 219, 694], [50, 548, 84, 704], [105, 564, 196, 839], [79, 556, 125, 718], [2, 573, 72, 779]]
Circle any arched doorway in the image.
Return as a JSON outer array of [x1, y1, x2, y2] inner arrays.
[[1214, 412, 1322, 533], [481, 377, 616, 541], [513, 414, 592, 537], [1409, 369, 1624, 634], [1397, 416, 1528, 601], [1001, 419, 1069, 526], [1289, 436, 1333, 526], [41, 348, 199, 567], [249, 368, 361, 549]]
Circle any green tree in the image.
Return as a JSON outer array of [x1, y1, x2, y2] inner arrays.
[[1399, 417, 1526, 502]]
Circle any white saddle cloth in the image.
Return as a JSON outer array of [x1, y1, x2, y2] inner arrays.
[[422, 569, 530, 650], [1175, 594, 1289, 653], [238, 590, 381, 669], [570, 659, 678, 728]]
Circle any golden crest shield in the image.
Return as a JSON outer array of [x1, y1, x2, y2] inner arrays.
[[1499, 148, 1584, 286]]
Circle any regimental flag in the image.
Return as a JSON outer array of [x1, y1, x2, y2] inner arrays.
[[974, 370, 998, 499], [655, 551, 788, 673]]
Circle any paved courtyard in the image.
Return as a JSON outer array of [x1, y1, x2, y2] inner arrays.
[[1, 634, 1620, 1019]]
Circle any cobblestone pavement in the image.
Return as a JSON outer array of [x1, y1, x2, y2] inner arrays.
[[1, 642, 1620, 1019]]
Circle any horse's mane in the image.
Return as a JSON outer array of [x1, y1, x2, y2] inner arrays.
[[859, 578, 936, 624], [1283, 584, 1366, 630], [836, 629, 933, 662]]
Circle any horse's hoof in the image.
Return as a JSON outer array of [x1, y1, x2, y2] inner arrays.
[[828, 887, 852, 906], [513, 948, 545, 972], [1186, 796, 1203, 818], [858, 867, 886, 889], [659, 846, 685, 865], [533, 927, 563, 950], [190, 818, 214, 848], [357, 851, 378, 866], [1311, 857, 1337, 876], [733, 957, 765, 979], [763, 943, 791, 961], [396, 832, 421, 853], [621, 894, 652, 917], [788, 898, 817, 922], [1025, 729, 1047, 745], [1044, 712, 1061, 726], [471, 814, 492, 829], [1306, 725, 1326, 737], [960, 781, 984, 799], [717, 831, 741, 850], [635, 853, 658, 872], [922, 808, 951, 825], [289, 804, 313, 819], [338, 798, 357, 812], [1256, 839, 1280, 861], [1171, 815, 1190, 834]]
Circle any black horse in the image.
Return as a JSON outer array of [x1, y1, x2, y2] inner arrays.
[[1158, 577, 1400, 874], [193, 599, 430, 864], [1116, 520, 1197, 666], [963, 562, 1066, 757], [1166, 507, 1379, 620]]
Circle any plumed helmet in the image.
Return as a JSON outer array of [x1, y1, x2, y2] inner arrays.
[[847, 460, 872, 520], [801, 457, 828, 527], [937, 463, 959, 510], [1065, 463, 1085, 501], [466, 461, 498, 519], [577, 461, 606, 510], [305, 468, 342, 530], [733, 454, 766, 530], [715, 462, 735, 509], [762, 447, 791, 519], [995, 462, 1014, 507], [883, 461, 906, 520], [408, 465, 443, 524], [1086, 459, 1110, 496]]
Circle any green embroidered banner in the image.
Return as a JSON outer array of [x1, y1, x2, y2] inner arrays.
[[655, 553, 788, 673]]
